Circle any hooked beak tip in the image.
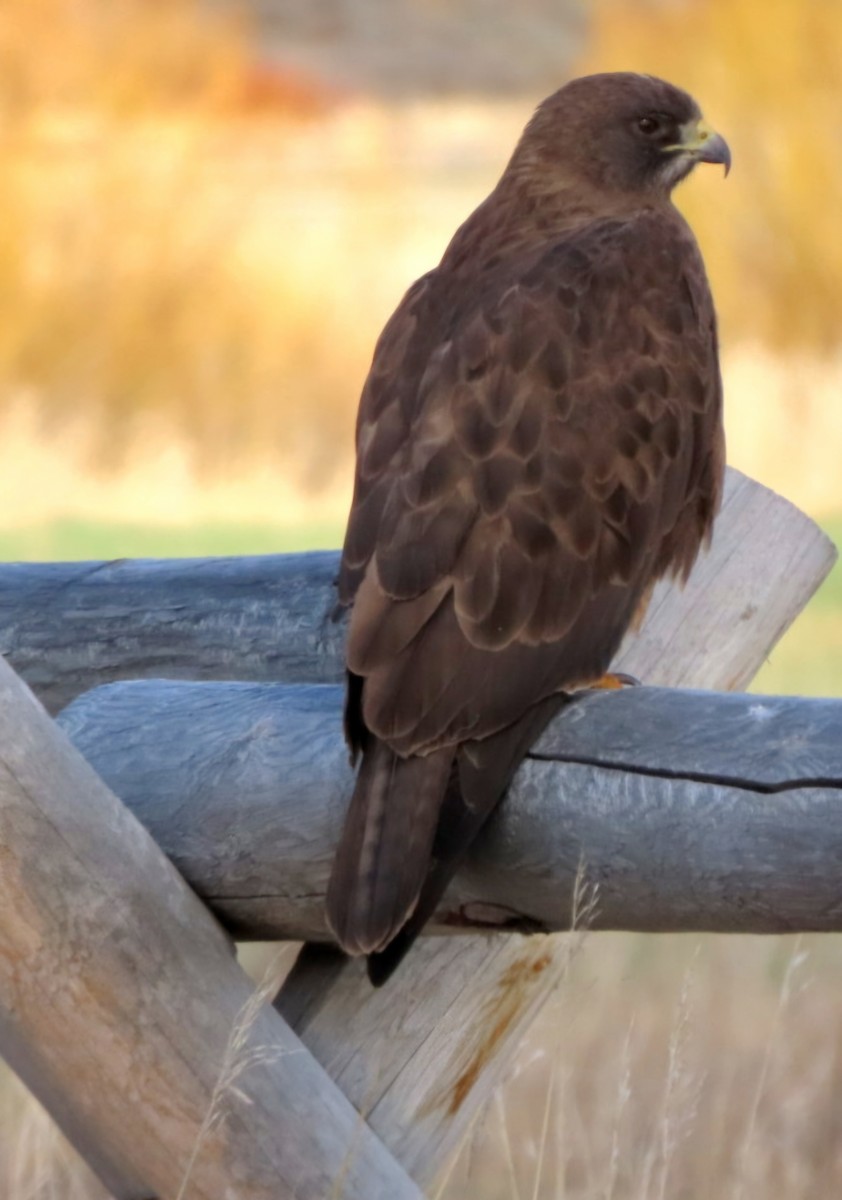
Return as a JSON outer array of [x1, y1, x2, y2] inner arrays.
[[686, 120, 732, 177], [697, 131, 732, 177]]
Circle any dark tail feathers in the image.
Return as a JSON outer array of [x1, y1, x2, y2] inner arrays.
[[325, 739, 453, 959], [327, 692, 568, 985], [366, 692, 567, 984]]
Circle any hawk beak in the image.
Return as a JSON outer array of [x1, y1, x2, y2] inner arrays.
[[673, 118, 731, 176]]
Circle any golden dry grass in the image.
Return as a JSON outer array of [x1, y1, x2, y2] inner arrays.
[[0, 0, 367, 496], [1, 0, 842, 517], [584, 0, 842, 355], [440, 932, 842, 1200]]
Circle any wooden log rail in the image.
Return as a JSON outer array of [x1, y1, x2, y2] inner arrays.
[[57, 680, 842, 941], [0, 465, 836, 1198], [0, 469, 831, 715]]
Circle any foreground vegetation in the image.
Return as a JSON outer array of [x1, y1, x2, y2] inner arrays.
[[5, 932, 842, 1198]]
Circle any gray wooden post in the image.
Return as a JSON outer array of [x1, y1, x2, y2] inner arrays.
[[0, 655, 421, 1200]]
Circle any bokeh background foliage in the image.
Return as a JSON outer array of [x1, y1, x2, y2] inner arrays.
[[0, 0, 351, 482], [2, 0, 842, 502], [586, 0, 842, 354], [2, 2, 842, 1197]]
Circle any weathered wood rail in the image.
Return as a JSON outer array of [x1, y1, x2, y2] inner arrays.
[[0, 464, 836, 1198], [58, 680, 842, 941], [0, 469, 828, 714]]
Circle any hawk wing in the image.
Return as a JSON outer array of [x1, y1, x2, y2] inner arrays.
[[341, 212, 723, 757], [328, 210, 724, 970]]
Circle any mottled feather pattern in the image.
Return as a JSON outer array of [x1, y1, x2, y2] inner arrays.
[[345, 215, 720, 690], [327, 72, 728, 978]]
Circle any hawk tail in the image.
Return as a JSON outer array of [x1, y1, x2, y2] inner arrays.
[[325, 739, 453, 959], [366, 692, 567, 985]]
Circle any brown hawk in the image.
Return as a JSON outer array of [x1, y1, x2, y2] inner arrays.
[[326, 72, 729, 983]]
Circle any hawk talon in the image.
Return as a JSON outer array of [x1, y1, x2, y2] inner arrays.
[[585, 672, 643, 691]]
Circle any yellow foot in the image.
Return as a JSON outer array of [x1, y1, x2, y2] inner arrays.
[[588, 672, 642, 690]]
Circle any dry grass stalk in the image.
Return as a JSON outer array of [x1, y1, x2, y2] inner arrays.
[[643, 950, 705, 1200], [174, 945, 300, 1200], [497, 1090, 525, 1200], [729, 937, 808, 1200], [601, 1020, 634, 1200]]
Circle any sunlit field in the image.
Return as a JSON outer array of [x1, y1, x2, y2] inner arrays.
[[2, 0, 842, 1196], [2, 1, 842, 515]]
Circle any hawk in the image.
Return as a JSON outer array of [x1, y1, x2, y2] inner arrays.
[[326, 72, 729, 983]]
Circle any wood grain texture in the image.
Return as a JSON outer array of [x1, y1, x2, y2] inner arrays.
[[612, 467, 837, 691], [0, 550, 344, 715], [0, 656, 421, 1200], [57, 680, 842, 940], [0, 469, 829, 714]]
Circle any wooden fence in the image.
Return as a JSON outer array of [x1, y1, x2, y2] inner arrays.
[[0, 465, 837, 1198]]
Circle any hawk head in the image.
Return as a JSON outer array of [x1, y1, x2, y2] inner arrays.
[[519, 72, 730, 197]]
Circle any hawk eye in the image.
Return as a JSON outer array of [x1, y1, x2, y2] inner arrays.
[[637, 115, 661, 135]]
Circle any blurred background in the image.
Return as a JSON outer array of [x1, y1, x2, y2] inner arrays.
[[2, 1, 842, 1196]]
